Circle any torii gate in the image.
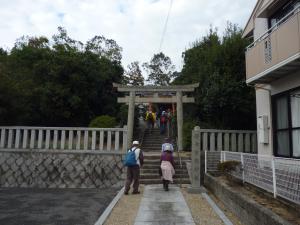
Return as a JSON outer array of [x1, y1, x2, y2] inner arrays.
[[113, 83, 199, 151]]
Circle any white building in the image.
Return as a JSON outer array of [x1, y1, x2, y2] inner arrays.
[[243, 0, 300, 158]]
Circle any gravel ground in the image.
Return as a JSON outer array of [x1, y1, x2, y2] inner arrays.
[[0, 187, 119, 225], [181, 187, 243, 225], [104, 185, 144, 225], [181, 188, 224, 225], [104, 184, 242, 225], [206, 192, 243, 225]]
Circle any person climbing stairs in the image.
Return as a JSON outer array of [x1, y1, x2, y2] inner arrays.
[[140, 128, 191, 184]]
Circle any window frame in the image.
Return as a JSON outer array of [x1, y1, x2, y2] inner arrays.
[[272, 86, 300, 159]]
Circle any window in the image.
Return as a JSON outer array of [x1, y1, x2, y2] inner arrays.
[[273, 87, 300, 158], [269, 0, 300, 28]]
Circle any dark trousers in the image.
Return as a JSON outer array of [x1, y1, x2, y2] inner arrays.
[[125, 165, 140, 193], [163, 179, 169, 191], [160, 123, 166, 134]]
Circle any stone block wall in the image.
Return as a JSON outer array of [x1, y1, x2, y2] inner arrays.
[[0, 150, 125, 188]]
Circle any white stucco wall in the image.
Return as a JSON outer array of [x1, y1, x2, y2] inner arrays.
[[271, 70, 300, 95], [255, 85, 273, 156], [254, 18, 268, 40], [255, 71, 300, 156]]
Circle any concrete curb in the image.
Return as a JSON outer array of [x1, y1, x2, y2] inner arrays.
[[202, 193, 233, 225], [204, 174, 292, 225], [94, 187, 125, 225]]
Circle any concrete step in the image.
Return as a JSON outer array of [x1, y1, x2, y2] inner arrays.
[[141, 169, 189, 174], [142, 162, 188, 166], [142, 165, 187, 170], [140, 178, 190, 184], [143, 159, 190, 163], [143, 137, 167, 140], [143, 155, 190, 160], [140, 174, 189, 179], [142, 143, 165, 146]]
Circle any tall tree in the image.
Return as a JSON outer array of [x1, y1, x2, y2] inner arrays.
[[85, 35, 122, 63], [143, 52, 175, 85], [174, 23, 256, 130], [0, 27, 124, 126], [124, 61, 144, 86]]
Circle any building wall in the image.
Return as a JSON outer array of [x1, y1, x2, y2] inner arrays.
[[255, 70, 300, 156], [271, 70, 300, 95], [255, 86, 273, 155], [254, 18, 268, 40]]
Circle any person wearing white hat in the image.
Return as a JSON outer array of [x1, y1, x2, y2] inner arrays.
[[160, 141, 175, 191], [124, 140, 144, 195], [162, 138, 174, 152]]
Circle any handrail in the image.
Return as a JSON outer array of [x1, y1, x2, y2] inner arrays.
[[246, 6, 300, 51]]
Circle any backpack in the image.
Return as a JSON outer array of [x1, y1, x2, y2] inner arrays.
[[124, 147, 137, 166], [148, 112, 154, 121]]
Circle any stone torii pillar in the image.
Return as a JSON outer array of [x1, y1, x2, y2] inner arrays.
[[127, 91, 135, 146], [176, 91, 183, 151]]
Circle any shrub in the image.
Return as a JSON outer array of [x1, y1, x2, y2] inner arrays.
[[218, 161, 241, 173], [182, 119, 198, 151], [89, 115, 117, 128]]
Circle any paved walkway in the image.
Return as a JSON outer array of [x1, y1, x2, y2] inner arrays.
[[0, 188, 119, 225], [134, 185, 196, 225]]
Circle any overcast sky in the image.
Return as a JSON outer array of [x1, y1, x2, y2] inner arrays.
[[0, 0, 256, 71]]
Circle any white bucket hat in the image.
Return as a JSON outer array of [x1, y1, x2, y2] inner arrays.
[[163, 143, 173, 151], [132, 140, 139, 145]]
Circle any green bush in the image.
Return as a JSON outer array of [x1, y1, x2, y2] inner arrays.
[[89, 115, 117, 128], [182, 119, 198, 151], [217, 161, 241, 173]]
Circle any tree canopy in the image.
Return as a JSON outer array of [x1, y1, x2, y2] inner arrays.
[[143, 52, 175, 85], [0, 27, 123, 126], [123, 61, 144, 86], [174, 23, 256, 130], [0, 23, 256, 131]]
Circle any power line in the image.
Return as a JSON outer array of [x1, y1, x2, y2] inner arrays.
[[158, 0, 173, 52]]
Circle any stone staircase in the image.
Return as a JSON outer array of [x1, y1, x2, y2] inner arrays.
[[140, 128, 191, 184]]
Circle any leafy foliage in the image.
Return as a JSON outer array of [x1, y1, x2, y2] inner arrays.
[[123, 61, 144, 86], [143, 52, 175, 85], [182, 119, 198, 150], [174, 23, 256, 130], [218, 161, 241, 173], [0, 27, 124, 126], [89, 115, 117, 128]]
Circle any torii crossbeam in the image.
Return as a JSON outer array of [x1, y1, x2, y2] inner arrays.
[[113, 83, 199, 151]]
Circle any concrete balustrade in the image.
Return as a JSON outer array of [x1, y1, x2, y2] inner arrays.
[[0, 126, 128, 152]]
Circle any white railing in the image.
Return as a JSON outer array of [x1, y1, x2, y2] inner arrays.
[[197, 129, 257, 153], [246, 5, 300, 51], [0, 126, 128, 152], [205, 151, 300, 205]]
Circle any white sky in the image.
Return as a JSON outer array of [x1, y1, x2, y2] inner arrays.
[[0, 0, 257, 71]]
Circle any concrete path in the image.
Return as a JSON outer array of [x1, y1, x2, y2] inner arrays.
[[134, 184, 196, 225], [0, 187, 119, 225]]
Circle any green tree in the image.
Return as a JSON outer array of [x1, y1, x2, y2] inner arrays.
[[0, 27, 124, 126], [174, 23, 256, 130], [143, 52, 175, 85], [124, 61, 144, 86], [85, 35, 122, 63]]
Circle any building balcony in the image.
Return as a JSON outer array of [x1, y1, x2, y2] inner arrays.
[[245, 8, 300, 84]]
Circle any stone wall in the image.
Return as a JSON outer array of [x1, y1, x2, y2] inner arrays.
[[0, 150, 125, 188]]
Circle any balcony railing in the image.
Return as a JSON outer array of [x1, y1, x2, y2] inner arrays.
[[245, 6, 300, 83]]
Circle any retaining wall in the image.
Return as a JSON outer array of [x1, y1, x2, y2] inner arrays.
[[0, 150, 125, 188], [204, 173, 291, 225]]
